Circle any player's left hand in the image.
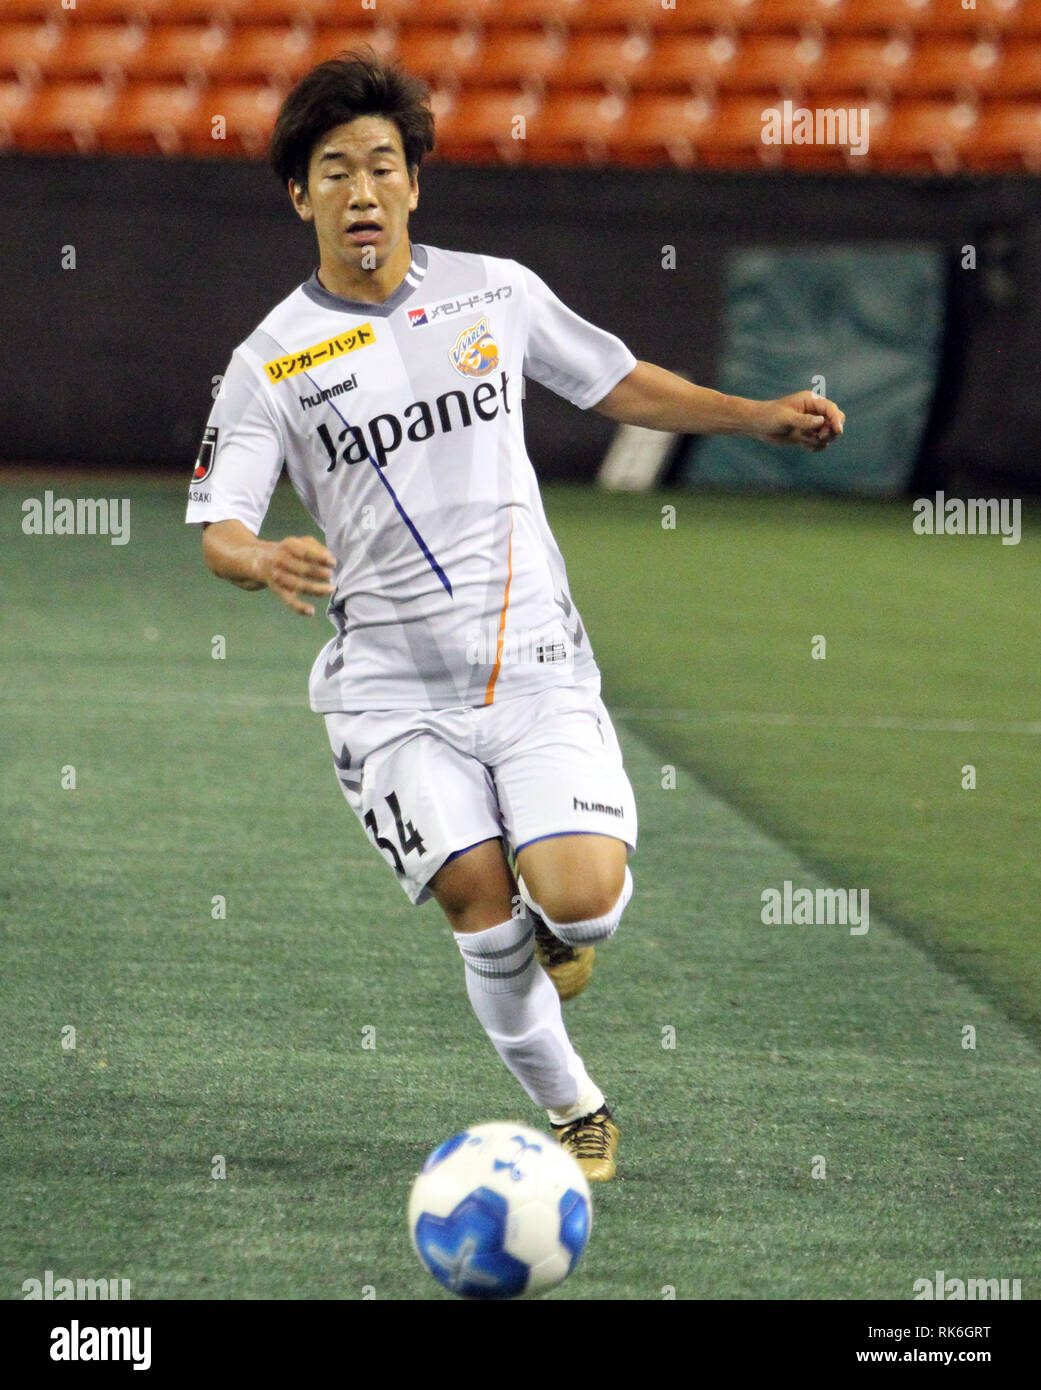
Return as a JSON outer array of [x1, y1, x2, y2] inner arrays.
[[754, 392, 845, 452]]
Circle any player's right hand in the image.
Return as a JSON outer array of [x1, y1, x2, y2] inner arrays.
[[259, 535, 337, 616]]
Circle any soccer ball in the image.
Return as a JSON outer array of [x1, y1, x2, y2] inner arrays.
[[408, 1121, 592, 1299]]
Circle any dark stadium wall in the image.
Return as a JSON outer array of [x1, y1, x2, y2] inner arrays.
[[4, 154, 1041, 488]]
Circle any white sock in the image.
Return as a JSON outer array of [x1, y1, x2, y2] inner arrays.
[[454, 915, 598, 1113], [519, 866, 634, 946], [546, 1083, 607, 1129]]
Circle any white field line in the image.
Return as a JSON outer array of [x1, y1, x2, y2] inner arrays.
[[614, 710, 1041, 735], [0, 688, 1038, 734]]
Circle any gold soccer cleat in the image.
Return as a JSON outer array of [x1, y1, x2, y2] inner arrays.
[[532, 915, 594, 1001], [552, 1106, 619, 1183]]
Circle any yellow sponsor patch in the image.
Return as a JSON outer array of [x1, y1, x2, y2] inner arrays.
[[264, 323, 375, 383]]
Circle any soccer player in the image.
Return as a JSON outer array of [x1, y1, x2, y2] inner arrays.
[[187, 52, 844, 1182]]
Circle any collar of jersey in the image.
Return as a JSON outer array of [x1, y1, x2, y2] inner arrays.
[[301, 244, 429, 318]]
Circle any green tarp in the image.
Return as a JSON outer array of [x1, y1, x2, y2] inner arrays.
[[684, 246, 945, 497]]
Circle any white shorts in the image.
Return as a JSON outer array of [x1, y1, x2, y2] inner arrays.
[[323, 679, 638, 904]]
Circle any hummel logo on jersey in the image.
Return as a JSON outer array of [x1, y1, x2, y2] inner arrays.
[[315, 371, 513, 472], [299, 373, 358, 410], [450, 318, 500, 378], [573, 796, 624, 818], [407, 308, 428, 327]]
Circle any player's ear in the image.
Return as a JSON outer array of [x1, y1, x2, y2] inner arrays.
[[408, 165, 420, 214], [289, 178, 314, 222]]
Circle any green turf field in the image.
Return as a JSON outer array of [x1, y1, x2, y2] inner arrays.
[[1, 475, 1038, 1300]]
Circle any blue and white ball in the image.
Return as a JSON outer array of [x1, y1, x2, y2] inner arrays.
[[408, 1122, 593, 1299]]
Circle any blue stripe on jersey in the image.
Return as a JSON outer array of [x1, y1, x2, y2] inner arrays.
[[268, 336, 453, 599]]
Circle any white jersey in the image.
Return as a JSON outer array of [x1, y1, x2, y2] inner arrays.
[[185, 245, 637, 712]]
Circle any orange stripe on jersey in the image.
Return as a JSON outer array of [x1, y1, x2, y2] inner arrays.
[[484, 508, 515, 706]]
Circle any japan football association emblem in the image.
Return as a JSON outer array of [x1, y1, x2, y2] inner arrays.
[[193, 426, 218, 482], [449, 318, 500, 378]]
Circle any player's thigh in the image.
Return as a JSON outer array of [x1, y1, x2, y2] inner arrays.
[[515, 832, 628, 924], [428, 837, 518, 934], [492, 692, 637, 923], [324, 716, 504, 908]]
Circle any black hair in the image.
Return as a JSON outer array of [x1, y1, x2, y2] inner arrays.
[[270, 48, 435, 191]]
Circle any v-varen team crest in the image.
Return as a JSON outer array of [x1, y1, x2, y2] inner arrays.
[[450, 318, 500, 378]]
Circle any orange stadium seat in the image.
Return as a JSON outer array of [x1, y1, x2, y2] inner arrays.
[[1014, 0, 1041, 35], [96, 79, 200, 152], [8, 79, 117, 152], [974, 100, 1041, 166], [918, 0, 1034, 35], [796, 0, 1017, 35], [0, 80, 32, 148], [394, 27, 484, 87], [522, 89, 629, 161], [30, 0, 186, 18], [865, 98, 979, 171], [994, 40, 1041, 97], [616, 91, 874, 170], [696, 94, 806, 168], [33, 24, 149, 81], [183, 80, 285, 154], [629, 33, 739, 92], [217, 25, 318, 82], [722, 33, 826, 94], [466, 0, 584, 23], [480, 0, 755, 31], [124, 25, 230, 82], [311, 26, 396, 66], [749, 0, 854, 32], [901, 37, 1004, 97], [431, 86, 541, 162], [466, 29, 567, 88], [218, 1, 339, 19], [605, 91, 715, 166], [0, 2, 53, 17], [804, 35, 913, 97], [551, 31, 655, 93], [36, 1, 329, 22], [814, 0, 943, 34], [150, 1, 335, 22], [347, 0, 495, 24], [754, 0, 932, 34], [0, 23, 65, 81]]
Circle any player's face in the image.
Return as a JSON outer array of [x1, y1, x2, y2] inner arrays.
[[292, 116, 419, 288]]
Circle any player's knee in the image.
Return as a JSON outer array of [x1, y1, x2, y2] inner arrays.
[[539, 866, 633, 946], [535, 859, 627, 925], [431, 839, 514, 930]]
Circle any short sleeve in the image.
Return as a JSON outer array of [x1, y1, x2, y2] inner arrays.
[[519, 264, 637, 410], [185, 347, 286, 534]]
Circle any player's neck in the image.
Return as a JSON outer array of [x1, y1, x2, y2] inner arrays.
[[316, 240, 413, 305]]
